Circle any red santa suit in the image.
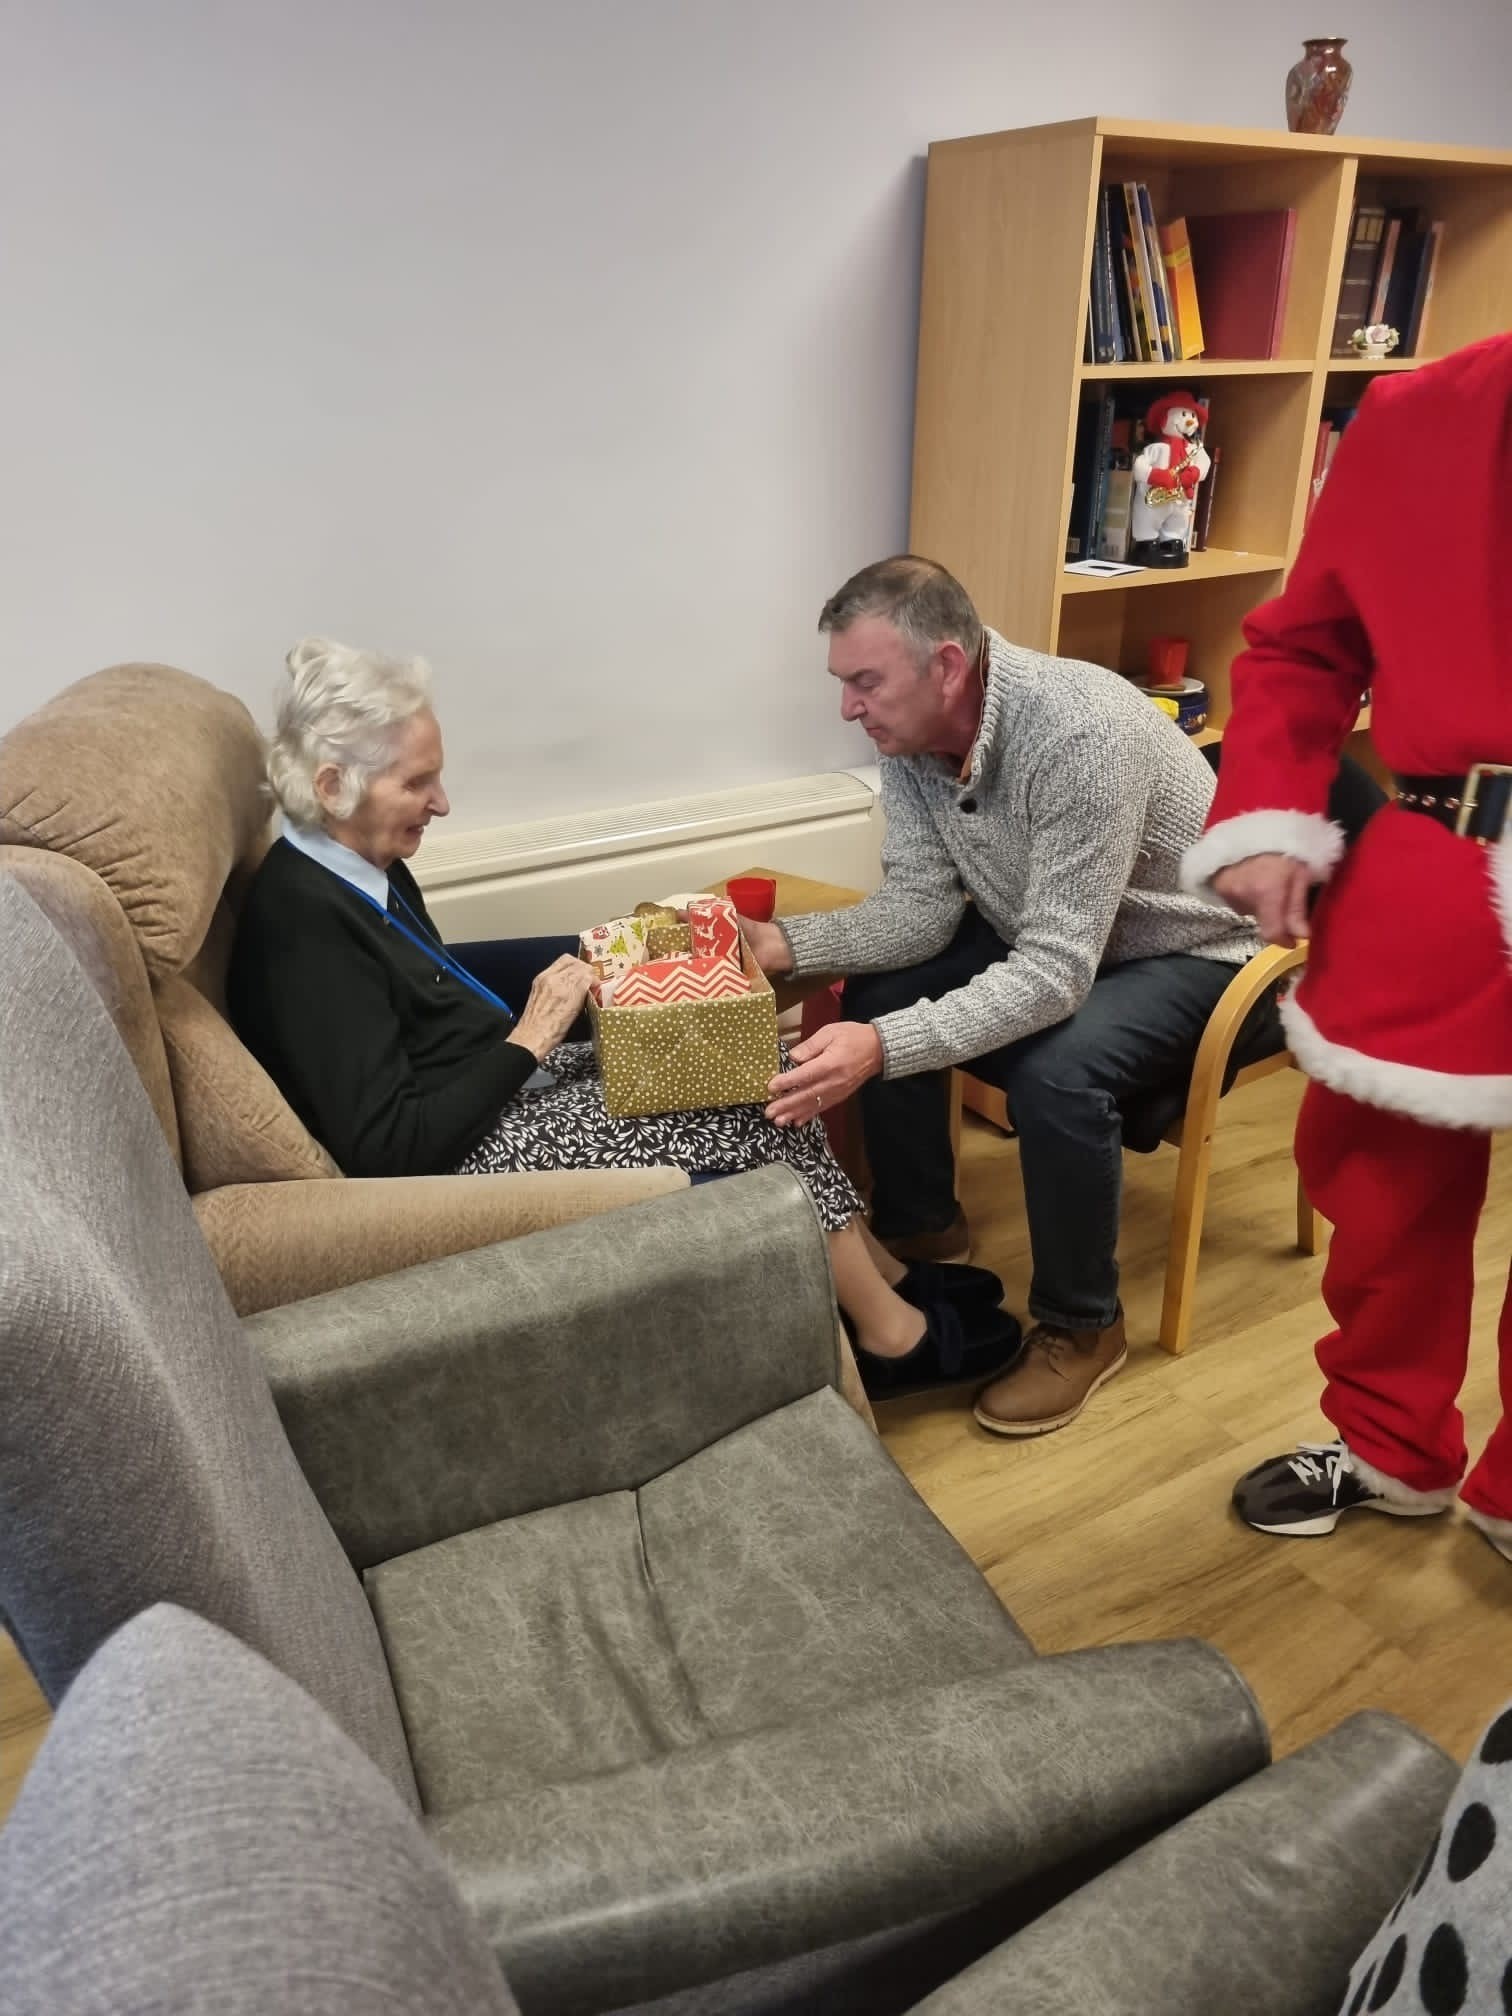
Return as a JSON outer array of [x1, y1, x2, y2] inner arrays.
[[1183, 332, 1512, 1528]]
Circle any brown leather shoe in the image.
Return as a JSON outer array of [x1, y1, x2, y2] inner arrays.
[[973, 1311, 1127, 1437], [879, 1210, 972, 1264]]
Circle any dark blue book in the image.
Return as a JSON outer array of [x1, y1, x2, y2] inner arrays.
[[1095, 189, 1124, 362], [1086, 391, 1117, 555]]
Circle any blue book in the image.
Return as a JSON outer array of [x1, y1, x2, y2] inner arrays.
[[1095, 189, 1125, 362], [1136, 184, 1176, 361]]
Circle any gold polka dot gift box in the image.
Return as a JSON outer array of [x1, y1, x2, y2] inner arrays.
[[589, 939, 780, 1118]]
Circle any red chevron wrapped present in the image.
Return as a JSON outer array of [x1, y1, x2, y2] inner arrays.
[[687, 895, 740, 964], [612, 954, 749, 1009]]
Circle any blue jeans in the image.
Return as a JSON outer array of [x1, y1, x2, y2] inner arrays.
[[842, 911, 1259, 1331]]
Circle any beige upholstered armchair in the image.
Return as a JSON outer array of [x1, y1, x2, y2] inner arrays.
[[0, 663, 686, 1317]]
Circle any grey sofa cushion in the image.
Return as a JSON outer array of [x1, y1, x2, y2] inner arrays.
[[368, 1489, 711, 1811], [910, 1710, 1457, 2016], [0, 1605, 516, 2016], [0, 879, 417, 1806], [636, 1389, 1034, 1726], [369, 1389, 1032, 1815], [432, 1637, 1268, 2014]]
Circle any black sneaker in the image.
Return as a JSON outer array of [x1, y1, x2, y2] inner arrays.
[[1233, 1439, 1447, 1538], [854, 1298, 1022, 1401]]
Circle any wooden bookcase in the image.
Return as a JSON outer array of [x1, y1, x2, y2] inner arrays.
[[909, 117, 1512, 745]]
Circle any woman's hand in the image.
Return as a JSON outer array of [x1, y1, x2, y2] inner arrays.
[[507, 955, 597, 1062]]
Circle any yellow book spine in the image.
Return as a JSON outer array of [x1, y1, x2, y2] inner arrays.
[[1160, 225, 1206, 360]]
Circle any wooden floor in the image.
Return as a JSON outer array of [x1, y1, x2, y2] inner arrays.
[[4, 1069, 1509, 1822]]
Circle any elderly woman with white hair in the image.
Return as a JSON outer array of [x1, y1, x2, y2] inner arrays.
[[228, 638, 1021, 1398]]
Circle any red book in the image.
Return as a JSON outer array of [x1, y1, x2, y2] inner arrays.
[[1305, 421, 1333, 528], [1185, 210, 1297, 358]]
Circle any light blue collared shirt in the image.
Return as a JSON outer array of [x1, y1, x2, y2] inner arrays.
[[281, 820, 391, 909]]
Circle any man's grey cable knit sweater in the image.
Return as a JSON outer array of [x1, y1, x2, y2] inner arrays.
[[781, 631, 1260, 1079]]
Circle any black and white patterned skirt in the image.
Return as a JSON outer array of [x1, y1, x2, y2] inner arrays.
[[455, 1041, 862, 1231]]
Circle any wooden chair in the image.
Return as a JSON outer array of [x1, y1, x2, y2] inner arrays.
[[952, 939, 1319, 1358]]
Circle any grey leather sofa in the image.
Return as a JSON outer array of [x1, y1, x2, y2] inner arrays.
[[0, 880, 1455, 2014], [0, 1607, 1456, 2016]]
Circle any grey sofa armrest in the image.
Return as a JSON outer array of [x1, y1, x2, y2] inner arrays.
[[430, 1638, 1269, 2016], [912, 1710, 1456, 2016], [248, 1167, 839, 1570]]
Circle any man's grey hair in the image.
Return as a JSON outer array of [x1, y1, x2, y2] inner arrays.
[[817, 555, 984, 667], [267, 637, 433, 829]]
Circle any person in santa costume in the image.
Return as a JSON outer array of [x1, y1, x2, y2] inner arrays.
[[1182, 331, 1512, 1557]]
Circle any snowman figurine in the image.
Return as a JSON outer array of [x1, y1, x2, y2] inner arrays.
[[1130, 390, 1211, 568]]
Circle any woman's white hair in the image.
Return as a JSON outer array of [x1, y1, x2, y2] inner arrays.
[[267, 637, 433, 829]]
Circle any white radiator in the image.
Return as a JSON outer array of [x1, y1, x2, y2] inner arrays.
[[415, 769, 884, 939]]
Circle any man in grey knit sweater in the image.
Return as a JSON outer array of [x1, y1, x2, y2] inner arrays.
[[751, 558, 1258, 1435]]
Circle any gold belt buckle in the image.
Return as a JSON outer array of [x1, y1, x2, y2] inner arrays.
[[1455, 764, 1512, 840]]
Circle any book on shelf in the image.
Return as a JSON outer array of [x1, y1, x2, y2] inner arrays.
[[1185, 210, 1296, 358], [1306, 405, 1360, 523], [1366, 214, 1403, 326], [1088, 188, 1125, 363], [1405, 221, 1443, 354], [1158, 219, 1206, 359], [1305, 420, 1334, 528], [1135, 183, 1177, 361], [1099, 455, 1135, 562], [1192, 443, 1221, 553], [1121, 183, 1166, 361], [1330, 202, 1387, 353], [1328, 204, 1446, 357], [1088, 186, 1210, 363], [1065, 389, 1105, 559]]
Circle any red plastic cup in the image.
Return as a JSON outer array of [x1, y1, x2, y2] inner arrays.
[[1147, 636, 1190, 689], [726, 875, 777, 922]]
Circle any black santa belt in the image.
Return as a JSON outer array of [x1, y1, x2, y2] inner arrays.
[[1395, 767, 1512, 845]]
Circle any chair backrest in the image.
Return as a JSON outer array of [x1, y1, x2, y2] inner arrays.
[[0, 879, 417, 1805], [0, 1608, 515, 2015], [0, 664, 339, 1189], [1199, 738, 1387, 846]]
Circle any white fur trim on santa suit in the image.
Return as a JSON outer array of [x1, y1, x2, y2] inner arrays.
[[1346, 1446, 1458, 1512], [1181, 810, 1347, 903], [1281, 994, 1512, 1132], [1465, 1507, 1512, 1561]]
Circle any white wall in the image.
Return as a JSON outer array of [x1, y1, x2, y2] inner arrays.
[[3, 1, 1507, 827]]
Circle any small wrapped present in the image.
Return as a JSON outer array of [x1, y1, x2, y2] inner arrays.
[[645, 921, 693, 959], [633, 902, 680, 930], [613, 954, 748, 1010], [578, 916, 649, 967], [687, 895, 740, 964], [585, 951, 639, 998]]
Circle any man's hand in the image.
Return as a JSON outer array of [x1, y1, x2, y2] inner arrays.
[[1211, 853, 1312, 948], [765, 1021, 883, 1127], [738, 914, 793, 976]]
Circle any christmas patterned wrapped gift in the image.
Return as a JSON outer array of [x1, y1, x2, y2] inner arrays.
[[579, 915, 649, 962], [590, 941, 780, 1117], [687, 895, 740, 964], [613, 954, 748, 1009], [578, 915, 650, 986]]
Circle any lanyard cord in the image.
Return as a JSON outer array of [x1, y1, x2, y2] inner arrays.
[[346, 881, 515, 1019]]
